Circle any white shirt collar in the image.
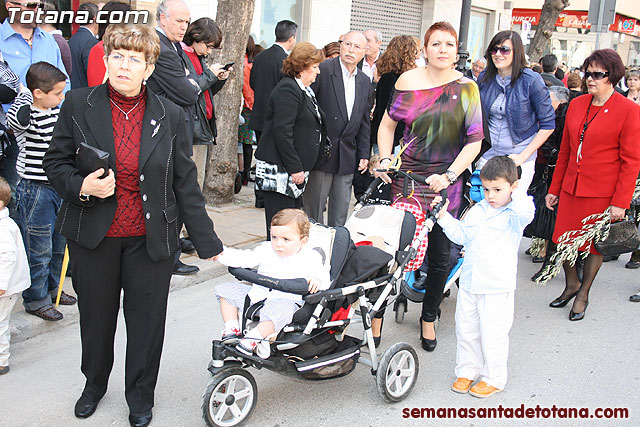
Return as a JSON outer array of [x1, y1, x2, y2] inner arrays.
[[275, 42, 290, 55], [339, 58, 357, 79], [294, 77, 307, 91]]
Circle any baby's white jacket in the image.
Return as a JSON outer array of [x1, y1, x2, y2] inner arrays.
[[438, 191, 535, 294], [217, 242, 330, 302], [0, 207, 31, 295]]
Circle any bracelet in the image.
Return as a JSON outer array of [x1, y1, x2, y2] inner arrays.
[[79, 192, 90, 202]]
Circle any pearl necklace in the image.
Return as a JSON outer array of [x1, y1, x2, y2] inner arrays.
[[109, 98, 140, 120]]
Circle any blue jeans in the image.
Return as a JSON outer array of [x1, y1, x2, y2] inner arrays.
[[16, 179, 66, 311], [0, 134, 19, 219]]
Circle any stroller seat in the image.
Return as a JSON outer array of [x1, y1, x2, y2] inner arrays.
[[235, 224, 352, 328]]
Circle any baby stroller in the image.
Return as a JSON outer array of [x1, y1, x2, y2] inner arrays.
[[201, 171, 448, 427], [352, 174, 464, 324]]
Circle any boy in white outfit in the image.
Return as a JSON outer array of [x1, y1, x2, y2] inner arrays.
[[433, 156, 534, 398], [215, 209, 330, 356], [0, 177, 31, 374]]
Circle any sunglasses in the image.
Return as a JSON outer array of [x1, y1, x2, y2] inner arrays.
[[8, 1, 41, 8], [490, 46, 512, 55], [584, 71, 609, 80]]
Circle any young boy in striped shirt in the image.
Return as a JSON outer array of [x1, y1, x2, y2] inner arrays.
[[7, 62, 76, 322]]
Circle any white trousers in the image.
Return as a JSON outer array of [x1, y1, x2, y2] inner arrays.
[[0, 294, 19, 366], [455, 288, 514, 390]]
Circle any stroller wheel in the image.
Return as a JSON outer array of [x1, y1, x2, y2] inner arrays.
[[394, 299, 406, 324], [376, 342, 419, 402], [202, 367, 257, 427]]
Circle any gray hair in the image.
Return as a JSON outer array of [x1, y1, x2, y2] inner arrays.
[[549, 86, 569, 103], [370, 29, 383, 42], [474, 57, 487, 66], [156, 0, 186, 21]]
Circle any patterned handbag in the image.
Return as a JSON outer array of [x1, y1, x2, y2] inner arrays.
[[391, 201, 428, 271], [594, 218, 640, 256]]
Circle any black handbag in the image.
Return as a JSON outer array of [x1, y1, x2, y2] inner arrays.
[[524, 166, 556, 240], [76, 143, 109, 179], [594, 219, 640, 256]]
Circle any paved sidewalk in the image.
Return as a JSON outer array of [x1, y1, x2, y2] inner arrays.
[[9, 185, 266, 344]]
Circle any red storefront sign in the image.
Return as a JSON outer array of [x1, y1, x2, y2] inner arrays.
[[512, 9, 640, 36]]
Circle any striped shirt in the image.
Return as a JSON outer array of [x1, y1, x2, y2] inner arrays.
[[0, 56, 21, 127], [7, 89, 59, 182]]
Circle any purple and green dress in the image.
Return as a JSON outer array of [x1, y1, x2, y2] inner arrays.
[[387, 76, 484, 216]]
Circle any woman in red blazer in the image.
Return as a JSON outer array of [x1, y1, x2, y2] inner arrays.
[[545, 49, 640, 321]]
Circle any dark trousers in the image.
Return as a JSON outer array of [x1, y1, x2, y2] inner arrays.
[[419, 223, 451, 322], [263, 190, 302, 240], [68, 236, 174, 413]]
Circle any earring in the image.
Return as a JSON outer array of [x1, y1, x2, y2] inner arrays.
[[143, 78, 147, 85]]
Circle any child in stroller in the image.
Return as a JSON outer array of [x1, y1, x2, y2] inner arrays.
[[202, 171, 447, 427], [215, 209, 329, 356]]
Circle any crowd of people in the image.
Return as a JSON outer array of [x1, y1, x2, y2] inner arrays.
[[0, 0, 640, 424]]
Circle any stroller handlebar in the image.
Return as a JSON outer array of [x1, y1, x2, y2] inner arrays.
[[362, 169, 448, 210], [228, 267, 310, 295]]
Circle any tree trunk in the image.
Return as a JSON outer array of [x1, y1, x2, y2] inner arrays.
[[203, 0, 255, 205], [527, 0, 570, 64]]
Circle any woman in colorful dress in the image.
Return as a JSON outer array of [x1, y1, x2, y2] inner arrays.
[[376, 22, 484, 351]]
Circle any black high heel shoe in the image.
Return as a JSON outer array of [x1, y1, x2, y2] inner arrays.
[[549, 291, 578, 308], [420, 318, 437, 352], [372, 317, 383, 348], [569, 301, 589, 321]]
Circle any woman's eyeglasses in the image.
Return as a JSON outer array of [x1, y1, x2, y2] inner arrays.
[[490, 46, 512, 55], [108, 53, 146, 67], [584, 71, 609, 80]]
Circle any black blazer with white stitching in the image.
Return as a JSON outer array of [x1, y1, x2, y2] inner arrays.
[[43, 84, 223, 261]]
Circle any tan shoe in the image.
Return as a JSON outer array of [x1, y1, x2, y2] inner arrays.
[[469, 381, 501, 398], [451, 377, 473, 394]]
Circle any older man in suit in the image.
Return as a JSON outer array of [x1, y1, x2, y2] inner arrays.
[[249, 20, 297, 208], [68, 2, 99, 89], [146, 0, 200, 276], [303, 31, 372, 227]]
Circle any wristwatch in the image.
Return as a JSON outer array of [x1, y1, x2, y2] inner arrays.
[[444, 170, 457, 184], [79, 192, 90, 202]]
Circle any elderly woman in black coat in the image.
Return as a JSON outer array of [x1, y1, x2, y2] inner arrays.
[[43, 24, 223, 427], [254, 42, 326, 237]]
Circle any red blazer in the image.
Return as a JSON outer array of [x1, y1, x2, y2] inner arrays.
[[549, 92, 640, 208]]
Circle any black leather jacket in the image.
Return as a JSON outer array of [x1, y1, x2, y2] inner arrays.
[[181, 50, 226, 145]]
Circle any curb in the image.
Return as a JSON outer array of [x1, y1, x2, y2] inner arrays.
[[10, 185, 266, 344], [10, 240, 264, 345]]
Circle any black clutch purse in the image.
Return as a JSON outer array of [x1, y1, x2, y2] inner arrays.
[[594, 219, 640, 256], [76, 143, 109, 179]]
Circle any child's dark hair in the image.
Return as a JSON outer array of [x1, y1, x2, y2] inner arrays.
[[26, 62, 67, 94], [271, 209, 310, 238], [0, 176, 11, 207], [480, 155, 518, 184]]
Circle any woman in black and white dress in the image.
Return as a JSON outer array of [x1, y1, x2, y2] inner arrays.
[[254, 42, 326, 238]]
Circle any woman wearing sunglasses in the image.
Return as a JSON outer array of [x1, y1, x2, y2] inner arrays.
[[477, 31, 555, 193], [545, 49, 640, 319]]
